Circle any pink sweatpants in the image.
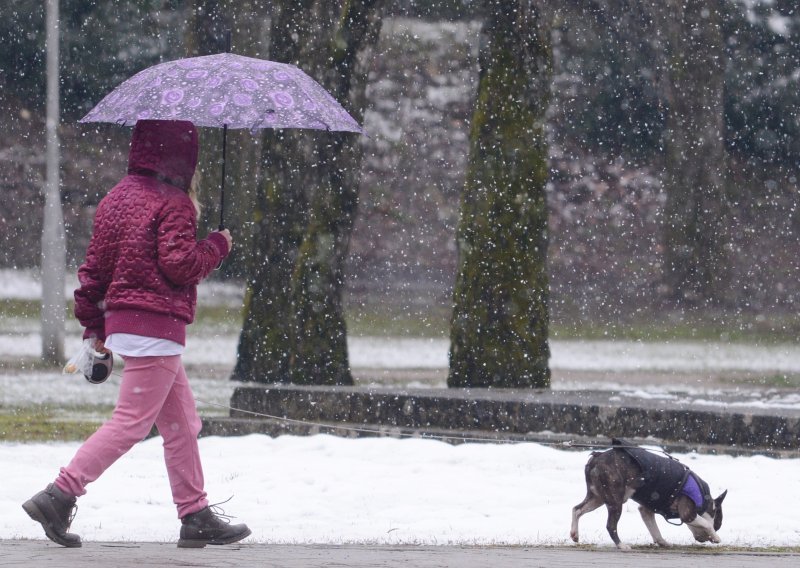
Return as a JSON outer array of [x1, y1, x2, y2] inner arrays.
[[55, 355, 208, 518]]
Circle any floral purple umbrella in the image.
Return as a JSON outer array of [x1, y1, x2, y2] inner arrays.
[[80, 52, 364, 228]]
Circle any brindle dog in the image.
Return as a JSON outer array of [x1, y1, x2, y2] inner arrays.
[[570, 440, 727, 550]]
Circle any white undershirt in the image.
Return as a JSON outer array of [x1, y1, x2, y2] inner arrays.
[[104, 333, 184, 357]]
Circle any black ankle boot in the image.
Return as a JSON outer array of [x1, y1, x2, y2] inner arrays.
[[177, 505, 251, 548], [22, 484, 81, 548]]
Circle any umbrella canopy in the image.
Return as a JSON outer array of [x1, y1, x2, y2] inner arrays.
[[80, 52, 363, 134], [80, 52, 364, 229]]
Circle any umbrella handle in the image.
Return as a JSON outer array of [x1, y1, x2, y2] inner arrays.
[[219, 123, 227, 231], [218, 31, 231, 233]]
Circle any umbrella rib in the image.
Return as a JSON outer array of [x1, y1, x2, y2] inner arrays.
[[286, 66, 337, 131]]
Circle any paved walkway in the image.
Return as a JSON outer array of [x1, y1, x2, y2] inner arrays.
[[3, 541, 799, 568]]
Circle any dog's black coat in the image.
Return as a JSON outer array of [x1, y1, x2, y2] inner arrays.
[[611, 438, 712, 518], [572, 438, 726, 548]]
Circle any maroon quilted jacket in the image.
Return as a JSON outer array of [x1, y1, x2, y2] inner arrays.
[[74, 120, 229, 345]]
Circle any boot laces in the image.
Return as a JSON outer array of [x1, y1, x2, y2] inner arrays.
[[48, 486, 78, 530], [208, 496, 235, 524], [67, 503, 78, 530]]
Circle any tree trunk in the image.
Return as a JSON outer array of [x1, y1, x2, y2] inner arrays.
[[448, 0, 552, 389], [232, 0, 384, 384], [660, 0, 728, 305], [182, 1, 266, 278], [234, 130, 309, 382], [213, 2, 266, 276], [185, 0, 229, 57]]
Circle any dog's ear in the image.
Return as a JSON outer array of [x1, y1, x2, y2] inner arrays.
[[713, 490, 727, 531]]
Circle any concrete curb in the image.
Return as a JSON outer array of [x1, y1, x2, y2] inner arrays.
[[200, 384, 800, 454]]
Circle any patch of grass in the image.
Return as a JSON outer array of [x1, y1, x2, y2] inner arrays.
[[4, 292, 799, 345], [0, 407, 108, 442], [550, 311, 800, 344], [345, 300, 800, 343], [0, 358, 61, 373], [346, 304, 451, 337], [643, 544, 800, 554], [193, 303, 245, 334], [535, 543, 800, 553], [740, 373, 800, 388], [0, 299, 41, 319]]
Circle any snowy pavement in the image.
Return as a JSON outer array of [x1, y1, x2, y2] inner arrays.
[[3, 541, 799, 567]]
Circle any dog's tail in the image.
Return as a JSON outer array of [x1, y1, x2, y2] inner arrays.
[[584, 450, 604, 478]]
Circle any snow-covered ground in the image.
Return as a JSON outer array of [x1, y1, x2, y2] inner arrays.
[[2, 269, 800, 547], [3, 434, 800, 547]]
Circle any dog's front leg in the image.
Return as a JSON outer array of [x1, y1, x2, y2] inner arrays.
[[687, 514, 721, 544], [638, 506, 669, 547]]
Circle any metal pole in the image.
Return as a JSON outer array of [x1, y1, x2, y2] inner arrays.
[[219, 123, 227, 230], [41, 0, 66, 363]]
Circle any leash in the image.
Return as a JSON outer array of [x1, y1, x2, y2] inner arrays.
[[97, 366, 683, 455], [193, 397, 676, 453], [196, 398, 575, 445], [99, 365, 630, 448]]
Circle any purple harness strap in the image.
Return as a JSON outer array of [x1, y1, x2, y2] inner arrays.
[[680, 474, 704, 509]]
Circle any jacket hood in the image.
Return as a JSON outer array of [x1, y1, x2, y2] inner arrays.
[[127, 119, 198, 190]]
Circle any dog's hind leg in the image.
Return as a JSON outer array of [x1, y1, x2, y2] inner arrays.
[[606, 503, 630, 550], [638, 506, 669, 547], [570, 493, 603, 543]]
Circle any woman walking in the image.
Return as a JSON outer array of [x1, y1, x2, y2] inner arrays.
[[23, 119, 250, 548]]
